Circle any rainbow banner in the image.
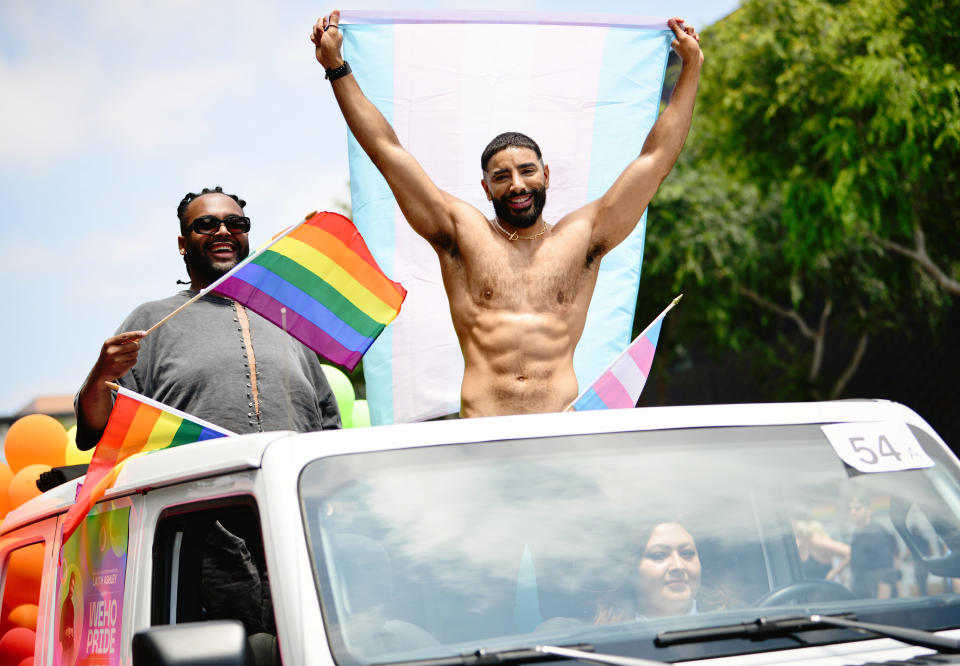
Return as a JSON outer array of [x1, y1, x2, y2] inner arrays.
[[341, 10, 672, 423], [569, 295, 681, 411], [209, 211, 406, 371], [62, 388, 234, 542]]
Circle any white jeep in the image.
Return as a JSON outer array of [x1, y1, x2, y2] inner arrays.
[[3, 401, 960, 666]]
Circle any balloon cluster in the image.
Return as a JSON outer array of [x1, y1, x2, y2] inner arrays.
[[0, 542, 42, 666], [1, 414, 89, 666], [1, 414, 91, 519], [0, 373, 366, 519], [320, 365, 371, 429], [0, 372, 367, 662]]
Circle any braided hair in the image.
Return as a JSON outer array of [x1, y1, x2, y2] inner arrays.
[[177, 186, 247, 232], [176, 186, 248, 284]]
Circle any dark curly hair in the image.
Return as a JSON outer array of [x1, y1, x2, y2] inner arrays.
[[177, 186, 247, 232]]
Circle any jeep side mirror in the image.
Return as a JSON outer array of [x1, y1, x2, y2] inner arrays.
[[132, 621, 251, 666]]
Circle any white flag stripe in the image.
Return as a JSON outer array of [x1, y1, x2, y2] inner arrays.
[[609, 354, 649, 404]]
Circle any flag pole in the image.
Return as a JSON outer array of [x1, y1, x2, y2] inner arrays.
[[281, 307, 295, 431], [143, 211, 318, 337], [563, 293, 683, 412], [143, 290, 207, 336]]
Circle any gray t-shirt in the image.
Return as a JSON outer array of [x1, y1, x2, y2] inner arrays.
[[77, 290, 341, 448]]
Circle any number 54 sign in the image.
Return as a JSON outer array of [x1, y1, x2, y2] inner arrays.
[[821, 422, 935, 473]]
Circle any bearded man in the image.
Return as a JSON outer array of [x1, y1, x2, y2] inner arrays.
[[313, 11, 703, 417], [75, 187, 340, 448]]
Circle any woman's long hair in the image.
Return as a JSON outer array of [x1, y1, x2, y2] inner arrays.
[[594, 519, 735, 624]]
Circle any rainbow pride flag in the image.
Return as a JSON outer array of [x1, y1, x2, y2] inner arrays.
[[63, 387, 233, 542], [341, 11, 672, 423], [569, 295, 681, 411], [208, 211, 406, 371]]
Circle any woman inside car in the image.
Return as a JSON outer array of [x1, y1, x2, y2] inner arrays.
[[595, 520, 703, 622]]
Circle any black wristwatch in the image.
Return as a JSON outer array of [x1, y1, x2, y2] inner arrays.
[[325, 61, 351, 81]]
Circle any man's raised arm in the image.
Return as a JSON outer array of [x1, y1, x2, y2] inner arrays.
[[312, 11, 457, 243], [588, 17, 703, 252]]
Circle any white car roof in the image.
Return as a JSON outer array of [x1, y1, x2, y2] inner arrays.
[[1, 399, 942, 535]]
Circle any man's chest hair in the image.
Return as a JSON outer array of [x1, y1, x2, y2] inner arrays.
[[452, 240, 599, 310]]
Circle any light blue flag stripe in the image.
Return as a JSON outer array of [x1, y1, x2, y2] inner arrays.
[[575, 27, 671, 394], [573, 388, 608, 412], [343, 24, 398, 425]]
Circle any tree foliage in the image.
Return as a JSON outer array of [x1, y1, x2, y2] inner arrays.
[[710, 0, 959, 268], [641, 0, 959, 400]]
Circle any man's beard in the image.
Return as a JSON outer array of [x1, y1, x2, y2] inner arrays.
[[184, 238, 249, 286], [492, 187, 547, 229]]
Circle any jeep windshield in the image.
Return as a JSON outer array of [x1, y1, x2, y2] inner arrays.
[[299, 421, 960, 665]]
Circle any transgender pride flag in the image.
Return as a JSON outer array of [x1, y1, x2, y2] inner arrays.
[[340, 11, 673, 424], [570, 295, 681, 411]]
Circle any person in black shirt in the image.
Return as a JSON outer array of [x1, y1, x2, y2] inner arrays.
[[848, 493, 899, 598]]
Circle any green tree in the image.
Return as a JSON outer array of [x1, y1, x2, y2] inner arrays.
[[642, 0, 959, 399]]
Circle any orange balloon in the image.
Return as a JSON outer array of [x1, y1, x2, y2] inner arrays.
[[4, 415, 66, 473], [0, 583, 39, 615], [7, 466, 51, 511], [5, 606, 37, 631], [7, 546, 43, 591], [0, 463, 13, 518], [0, 627, 35, 666], [3, 545, 43, 609]]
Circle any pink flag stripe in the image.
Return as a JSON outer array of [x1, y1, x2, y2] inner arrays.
[[341, 10, 666, 30], [592, 371, 635, 409], [627, 334, 657, 375]]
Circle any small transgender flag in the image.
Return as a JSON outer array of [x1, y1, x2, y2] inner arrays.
[[569, 295, 682, 411]]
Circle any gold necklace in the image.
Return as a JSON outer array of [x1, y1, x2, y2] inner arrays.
[[493, 218, 548, 241]]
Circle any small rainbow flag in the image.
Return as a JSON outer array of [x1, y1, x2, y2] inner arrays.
[[568, 295, 681, 411], [62, 387, 234, 542], [207, 211, 406, 371]]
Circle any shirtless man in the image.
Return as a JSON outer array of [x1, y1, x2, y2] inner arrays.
[[312, 11, 702, 417]]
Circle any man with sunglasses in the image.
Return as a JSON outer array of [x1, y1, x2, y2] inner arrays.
[[75, 187, 341, 449]]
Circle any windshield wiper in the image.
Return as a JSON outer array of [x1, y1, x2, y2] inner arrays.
[[536, 643, 668, 666], [809, 613, 960, 654], [655, 613, 856, 646], [373, 643, 667, 666], [656, 613, 960, 654]]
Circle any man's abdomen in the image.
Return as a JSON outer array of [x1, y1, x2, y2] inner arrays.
[[457, 310, 580, 417]]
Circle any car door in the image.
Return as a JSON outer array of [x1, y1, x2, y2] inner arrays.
[[0, 515, 58, 666]]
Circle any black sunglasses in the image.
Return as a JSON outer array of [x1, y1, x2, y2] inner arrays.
[[190, 215, 251, 236]]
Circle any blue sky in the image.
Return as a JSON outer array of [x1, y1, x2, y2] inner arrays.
[[0, 0, 737, 416]]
